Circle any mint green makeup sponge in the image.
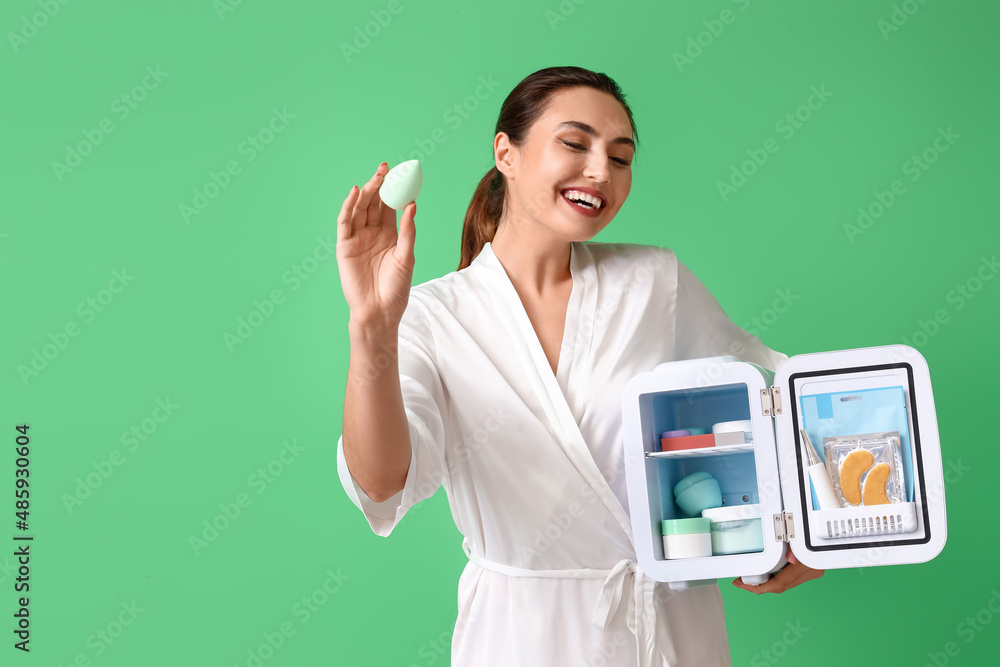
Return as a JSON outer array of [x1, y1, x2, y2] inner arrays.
[[378, 159, 423, 209]]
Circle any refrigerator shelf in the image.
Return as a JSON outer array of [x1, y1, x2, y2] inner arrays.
[[645, 444, 755, 459]]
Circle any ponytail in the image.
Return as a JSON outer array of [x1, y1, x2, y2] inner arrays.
[[458, 166, 505, 270]]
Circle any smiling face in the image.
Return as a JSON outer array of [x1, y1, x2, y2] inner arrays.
[[494, 86, 635, 243]]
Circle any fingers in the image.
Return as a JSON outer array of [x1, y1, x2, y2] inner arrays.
[[379, 193, 397, 228], [355, 162, 389, 226], [337, 185, 360, 241], [732, 575, 781, 595], [394, 201, 416, 267], [731, 562, 825, 595], [365, 165, 387, 224], [339, 163, 391, 242]]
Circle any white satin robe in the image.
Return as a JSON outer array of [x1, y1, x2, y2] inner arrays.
[[336, 241, 787, 667]]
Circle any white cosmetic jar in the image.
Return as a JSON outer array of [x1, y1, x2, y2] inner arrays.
[[660, 518, 713, 559]]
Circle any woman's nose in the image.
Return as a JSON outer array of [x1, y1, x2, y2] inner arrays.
[[583, 154, 611, 183]]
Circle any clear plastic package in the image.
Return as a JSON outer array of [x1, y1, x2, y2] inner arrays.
[[823, 431, 905, 506]]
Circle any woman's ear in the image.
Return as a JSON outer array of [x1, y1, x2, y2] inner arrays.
[[494, 132, 516, 179]]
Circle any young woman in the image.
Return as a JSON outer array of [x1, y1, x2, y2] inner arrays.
[[336, 66, 823, 667]]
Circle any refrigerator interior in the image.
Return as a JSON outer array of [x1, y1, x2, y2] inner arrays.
[[640, 382, 767, 561]]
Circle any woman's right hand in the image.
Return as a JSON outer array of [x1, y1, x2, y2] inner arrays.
[[336, 162, 417, 330]]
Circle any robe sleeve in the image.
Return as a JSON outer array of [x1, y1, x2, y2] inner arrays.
[[672, 254, 788, 374], [336, 295, 448, 537]]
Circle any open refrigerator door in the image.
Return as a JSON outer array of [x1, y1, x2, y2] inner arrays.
[[771, 344, 947, 571]]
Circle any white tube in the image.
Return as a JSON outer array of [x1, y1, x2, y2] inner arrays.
[[808, 462, 842, 510]]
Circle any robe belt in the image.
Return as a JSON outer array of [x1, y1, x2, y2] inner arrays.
[[461, 539, 678, 667]]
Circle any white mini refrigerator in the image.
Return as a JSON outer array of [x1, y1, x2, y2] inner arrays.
[[620, 344, 947, 591]]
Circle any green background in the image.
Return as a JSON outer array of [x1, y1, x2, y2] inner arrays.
[[2, 0, 998, 665]]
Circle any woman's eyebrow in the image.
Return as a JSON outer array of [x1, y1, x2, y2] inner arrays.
[[556, 120, 635, 148]]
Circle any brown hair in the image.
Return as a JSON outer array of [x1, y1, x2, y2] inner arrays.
[[457, 66, 639, 271]]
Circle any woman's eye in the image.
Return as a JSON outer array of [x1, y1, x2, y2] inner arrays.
[[563, 141, 631, 166]]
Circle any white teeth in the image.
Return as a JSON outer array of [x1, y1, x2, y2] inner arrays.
[[562, 190, 603, 210]]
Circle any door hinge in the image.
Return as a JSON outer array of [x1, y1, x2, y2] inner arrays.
[[760, 386, 783, 417], [773, 512, 795, 542]]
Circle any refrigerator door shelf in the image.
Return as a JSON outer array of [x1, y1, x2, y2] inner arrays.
[[810, 501, 920, 542]]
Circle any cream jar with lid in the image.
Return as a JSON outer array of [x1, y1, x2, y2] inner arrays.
[[700, 504, 765, 555], [660, 518, 712, 559]]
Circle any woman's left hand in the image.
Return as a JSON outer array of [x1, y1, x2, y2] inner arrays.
[[731, 551, 824, 594]]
